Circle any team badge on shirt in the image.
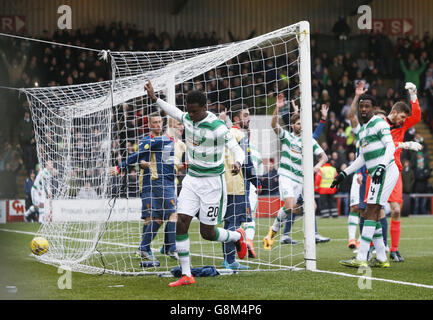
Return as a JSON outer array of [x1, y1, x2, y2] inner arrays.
[[190, 131, 206, 146], [290, 145, 302, 154], [190, 137, 202, 147]]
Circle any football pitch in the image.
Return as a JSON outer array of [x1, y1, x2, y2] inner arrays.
[[1, 216, 433, 300]]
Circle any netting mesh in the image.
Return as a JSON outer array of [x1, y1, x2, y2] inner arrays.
[[22, 23, 310, 275]]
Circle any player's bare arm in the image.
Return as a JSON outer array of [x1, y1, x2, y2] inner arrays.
[[313, 152, 328, 174], [140, 160, 151, 169], [144, 80, 158, 103], [320, 104, 329, 121], [291, 99, 299, 115], [348, 81, 367, 128], [271, 93, 285, 135]]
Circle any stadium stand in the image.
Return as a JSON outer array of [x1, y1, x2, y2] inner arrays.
[[0, 22, 432, 213]]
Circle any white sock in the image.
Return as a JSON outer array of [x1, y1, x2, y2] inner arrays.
[[38, 209, 45, 223], [214, 227, 241, 243], [272, 207, 287, 233], [348, 212, 359, 240], [356, 220, 376, 261], [25, 205, 35, 217], [372, 222, 387, 262], [243, 221, 255, 240], [176, 234, 191, 276]]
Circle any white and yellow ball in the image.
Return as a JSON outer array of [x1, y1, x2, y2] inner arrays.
[[30, 237, 49, 256]]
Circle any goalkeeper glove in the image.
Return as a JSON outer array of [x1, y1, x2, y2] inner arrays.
[[372, 164, 386, 184], [398, 141, 423, 152], [330, 171, 347, 189], [405, 82, 417, 102]]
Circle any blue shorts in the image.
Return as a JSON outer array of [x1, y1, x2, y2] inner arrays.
[[224, 194, 252, 224], [141, 185, 177, 220]]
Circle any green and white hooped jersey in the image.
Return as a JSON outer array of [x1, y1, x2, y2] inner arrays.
[[277, 129, 324, 184], [351, 125, 361, 157], [181, 112, 238, 177], [355, 115, 394, 173], [32, 168, 51, 194]]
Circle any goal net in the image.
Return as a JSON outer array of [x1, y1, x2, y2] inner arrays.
[[22, 21, 315, 275]]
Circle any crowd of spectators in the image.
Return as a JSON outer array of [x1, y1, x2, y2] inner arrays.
[[0, 22, 432, 213]]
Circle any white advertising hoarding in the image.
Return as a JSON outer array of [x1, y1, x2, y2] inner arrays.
[[51, 198, 142, 222], [0, 200, 6, 224]]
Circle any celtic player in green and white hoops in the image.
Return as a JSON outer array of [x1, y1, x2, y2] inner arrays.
[[25, 161, 55, 224], [331, 94, 398, 268], [263, 107, 328, 250], [144, 81, 248, 287]]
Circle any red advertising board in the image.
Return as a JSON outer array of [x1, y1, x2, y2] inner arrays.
[[256, 197, 282, 218], [6, 199, 25, 222], [0, 15, 26, 34], [371, 18, 414, 36]]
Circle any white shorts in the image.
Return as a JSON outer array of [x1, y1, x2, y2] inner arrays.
[[177, 174, 227, 226], [31, 188, 45, 208], [279, 175, 302, 201], [349, 174, 361, 207], [366, 162, 399, 206]]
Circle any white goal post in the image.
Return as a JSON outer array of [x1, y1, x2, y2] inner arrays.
[[22, 21, 316, 275], [298, 21, 316, 271]]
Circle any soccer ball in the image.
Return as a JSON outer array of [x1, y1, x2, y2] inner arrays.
[[30, 237, 49, 256]]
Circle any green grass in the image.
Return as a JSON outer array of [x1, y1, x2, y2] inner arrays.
[[1, 216, 433, 300]]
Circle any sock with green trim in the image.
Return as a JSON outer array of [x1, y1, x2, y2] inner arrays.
[[372, 222, 387, 262], [348, 211, 359, 240], [273, 207, 292, 233], [221, 220, 237, 264], [243, 221, 255, 240], [213, 227, 241, 243], [176, 234, 191, 276], [356, 220, 376, 261]]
